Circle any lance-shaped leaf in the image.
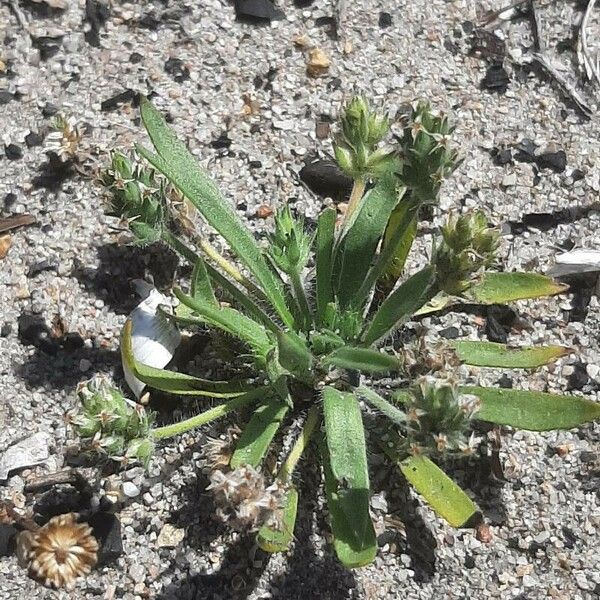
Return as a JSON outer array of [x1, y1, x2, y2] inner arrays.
[[462, 385, 600, 431], [257, 487, 298, 553], [322, 347, 399, 373], [121, 321, 252, 397], [452, 341, 569, 368], [468, 272, 568, 304], [174, 288, 272, 358], [400, 455, 479, 527], [334, 178, 403, 308], [355, 386, 407, 427], [380, 200, 418, 283], [316, 208, 336, 325], [362, 266, 436, 346], [322, 387, 376, 568], [138, 98, 294, 328], [277, 330, 313, 381], [230, 398, 289, 468], [176, 256, 218, 320]]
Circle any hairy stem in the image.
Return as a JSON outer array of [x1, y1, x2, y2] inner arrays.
[[342, 178, 366, 227], [152, 390, 263, 440], [278, 405, 320, 482]]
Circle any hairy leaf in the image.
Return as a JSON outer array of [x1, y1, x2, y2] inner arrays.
[[257, 487, 298, 553], [453, 341, 569, 368], [230, 398, 288, 468], [463, 385, 600, 430], [469, 272, 568, 304], [322, 387, 376, 568], [400, 455, 479, 527], [362, 266, 436, 345], [335, 178, 403, 307], [277, 330, 313, 381], [138, 98, 294, 328], [316, 208, 337, 325], [380, 200, 418, 283], [323, 347, 399, 373], [191, 256, 218, 307], [355, 386, 406, 427]]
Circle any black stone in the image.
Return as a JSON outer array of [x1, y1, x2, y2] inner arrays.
[[25, 131, 43, 148], [89, 513, 123, 565], [0, 323, 12, 337], [84, 0, 110, 47], [294, 0, 314, 5], [0, 91, 13, 105], [234, 0, 284, 22], [18, 314, 50, 347], [61, 332, 85, 351], [41, 102, 59, 117], [378, 11, 393, 28], [480, 64, 510, 94], [514, 138, 537, 163], [249, 160, 262, 168], [579, 451, 597, 463], [100, 89, 138, 112], [129, 52, 143, 64], [210, 132, 232, 150], [521, 212, 557, 231], [470, 29, 506, 62], [27, 260, 58, 278], [0, 524, 17, 557], [164, 58, 190, 83], [3, 192, 17, 209], [493, 148, 512, 166], [567, 362, 589, 391], [5, 143, 23, 160], [31, 35, 63, 61], [439, 326, 460, 339], [572, 168, 585, 181], [496, 374, 513, 389], [535, 150, 567, 173], [299, 157, 353, 200], [464, 554, 476, 569]]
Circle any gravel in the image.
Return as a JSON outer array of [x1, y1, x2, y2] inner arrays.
[[1, 0, 600, 599]]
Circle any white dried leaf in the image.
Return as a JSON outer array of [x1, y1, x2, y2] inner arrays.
[[31, 0, 68, 9], [548, 250, 600, 277]]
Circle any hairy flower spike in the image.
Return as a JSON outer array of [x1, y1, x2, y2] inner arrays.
[[267, 204, 313, 275], [435, 211, 500, 295], [71, 376, 155, 466], [27, 513, 98, 590], [333, 96, 398, 180]]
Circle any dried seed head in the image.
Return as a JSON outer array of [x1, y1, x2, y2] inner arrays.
[[27, 513, 98, 590], [203, 426, 240, 472]]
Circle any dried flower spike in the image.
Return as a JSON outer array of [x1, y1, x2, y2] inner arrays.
[[28, 513, 98, 589]]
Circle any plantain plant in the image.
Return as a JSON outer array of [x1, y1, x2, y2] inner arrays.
[[73, 96, 600, 569]]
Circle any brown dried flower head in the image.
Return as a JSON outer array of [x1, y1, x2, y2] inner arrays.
[[28, 513, 98, 589]]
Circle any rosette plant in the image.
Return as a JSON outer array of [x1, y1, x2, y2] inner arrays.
[[76, 96, 600, 568]]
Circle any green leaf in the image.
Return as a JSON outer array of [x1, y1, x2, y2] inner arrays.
[[334, 178, 403, 308], [257, 487, 298, 553], [230, 398, 288, 468], [316, 208, 337, 325], [462, 385, 600, 431], [121, 320, 251, 397], [453, 341, 569, 368], [355, 386, 406, 427], [362, 266, 436, 346], [322, 347, 399, 373], [400, 455, 479, 527], [191, 256, 218, 307], [138, 98, 294, 328], [469, 272, 569, 304], [174, 287, 272, 358], [277, 330, 313, 381], [380, 201, 418, 283], [355, 195, 420, 306], [322, 387, 376, 568]]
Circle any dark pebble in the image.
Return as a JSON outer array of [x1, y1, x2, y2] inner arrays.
[[0, 524, 17, 557], [210, 131, 232, 150], [100, 89, 138, 112], [84, 0, 110, 47], [579, 451, 597, 463], [62, 331, 85, 351], [514, 138, 537, 162], [378, 12, 393, 28], [234, 0, 285, 22], [31, 36, 63, 61], [248, 160, 262, 169], [0, 323, 12, 337], [535, 150, 567, 173], [572, 168, 585, 181], [496, 374, 513, 389], [480, 64, 510, 94], [89, 513, 123, 565], [439, 326, 460, 339], [5, 143, 23, 160], [42, 102, 59, 117], [3, 192, 17, 209], [164, 58, 190, 83], [493, 148, 512, 166], [299, 157, 353, 200], [129, 52, 143, 64], [0, 91, 13, 105], [567, 362, 589, 391], [464, 554, 476, 569], [25, 131, 43, 148], [27, 260, 58, 278], [18, 314, 50, 346]]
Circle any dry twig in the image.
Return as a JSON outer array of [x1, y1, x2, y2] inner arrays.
[[578, 0, 600, 85]]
